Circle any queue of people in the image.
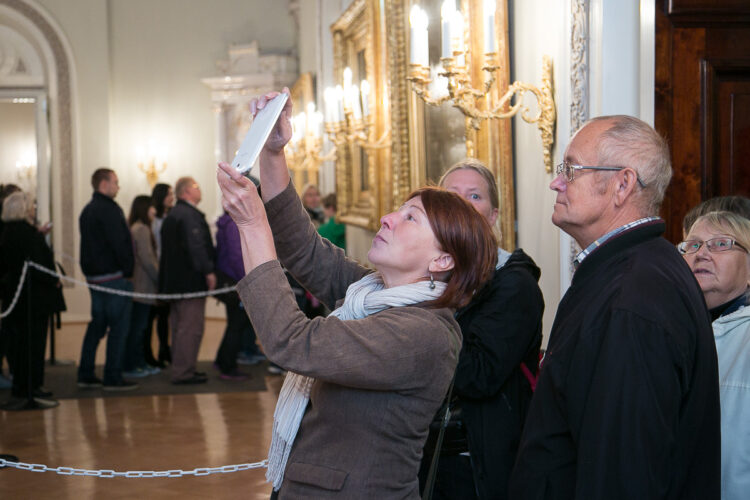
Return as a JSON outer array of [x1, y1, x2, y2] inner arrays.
[[1, 88, 748, 499]]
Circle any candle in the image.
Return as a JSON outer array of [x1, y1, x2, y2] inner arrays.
[[452, 10, 464, 65], [484, 0, 496, 54], [409, 5, 429, 67], [441, 1, 454, 58], [343, 67, 353, 96], [324, 86, 335, 123], [360, 79, 370, 116], [351, 84, 362, 120], [335, 85, 345, 121]]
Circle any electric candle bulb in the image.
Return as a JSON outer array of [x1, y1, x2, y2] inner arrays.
[[441, 1, 454, 58], [484, 0, 496, 54], [409, 6, 429, 67], [360, 80, 370, 116]]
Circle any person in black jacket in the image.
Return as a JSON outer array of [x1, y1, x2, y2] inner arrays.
[[159, 177, 216, 384], [509, 116, 720, 499], [419, 159, 544, 499], [77, 168, 137, 392], [0, 191, 61, 409]]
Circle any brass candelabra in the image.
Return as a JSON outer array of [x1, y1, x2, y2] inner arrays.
[[138, 159, 167, 189], [408, 53, 556, 172]]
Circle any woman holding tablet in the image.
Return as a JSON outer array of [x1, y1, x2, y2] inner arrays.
[[216, 89, 497, 498]]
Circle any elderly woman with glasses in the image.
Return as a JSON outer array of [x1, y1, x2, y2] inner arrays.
[[680, 211, 750, 500]]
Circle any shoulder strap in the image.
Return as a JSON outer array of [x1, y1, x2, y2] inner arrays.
[[421, 375, 456, 500]]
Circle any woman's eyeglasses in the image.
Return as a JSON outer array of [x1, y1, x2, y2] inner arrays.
[[677, 237, 748, 255], [555, 161, 647, 188]]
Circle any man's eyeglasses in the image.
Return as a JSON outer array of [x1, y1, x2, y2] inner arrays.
[[677, 237, 748, 255], [555, 161, 647, 188]]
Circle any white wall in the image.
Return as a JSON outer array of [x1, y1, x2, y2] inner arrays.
[[29, 0, 296, 320], [510, 0, 569, 345]]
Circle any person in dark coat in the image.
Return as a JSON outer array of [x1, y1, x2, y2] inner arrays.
[[509, 115, 721, 499], [213, 211, 260, 379], [77, 168, 137, 391], [0, 192, 61, 408], [159, 176, 216, 384], [419, 160, 544, 500]]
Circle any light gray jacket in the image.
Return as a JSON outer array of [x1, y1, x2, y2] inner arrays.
[[131, 221, 158, 305]]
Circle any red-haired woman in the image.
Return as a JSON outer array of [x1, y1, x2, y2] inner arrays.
[[216, 89, 497, 499]]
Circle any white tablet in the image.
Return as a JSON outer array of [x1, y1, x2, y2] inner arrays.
[[231, 93, 289, 174]]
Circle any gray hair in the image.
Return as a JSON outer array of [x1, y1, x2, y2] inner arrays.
[[1, 191, 32, 223], [588, 115, 672, 215]]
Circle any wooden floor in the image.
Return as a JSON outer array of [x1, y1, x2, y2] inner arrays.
[[0, 319, 284, 499]]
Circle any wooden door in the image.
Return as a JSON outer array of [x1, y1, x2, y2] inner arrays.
[[655, 0, 750, 243]]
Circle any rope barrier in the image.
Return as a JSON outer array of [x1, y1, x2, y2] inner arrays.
[[0, 261, 237, 319], [0, 457, 268, 477], [0, 261, 29, 319]]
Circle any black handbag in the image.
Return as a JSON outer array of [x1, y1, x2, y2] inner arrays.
[[421, 376, 456, 500]]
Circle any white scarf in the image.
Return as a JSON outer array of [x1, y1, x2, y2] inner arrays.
[[266, 272, 447, 490]]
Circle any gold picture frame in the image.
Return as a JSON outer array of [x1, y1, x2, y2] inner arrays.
[[387, 0, 516, 249], [331, 0, 390, 231], [289, 72, 316, 192]]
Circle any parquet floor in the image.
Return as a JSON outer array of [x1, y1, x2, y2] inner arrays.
[[0, 319, 283, 499]]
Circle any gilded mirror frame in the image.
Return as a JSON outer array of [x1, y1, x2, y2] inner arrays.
[[331, 0, 390, 231], [289, 72, 316, 192], [385, 0, 516, 249]]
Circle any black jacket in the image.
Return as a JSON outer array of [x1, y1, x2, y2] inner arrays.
[[159, 200, 215, 294], [422, 248, 544, 499], [510, 221, 721, 500], [79, 192, 134, 278], [456, 249, 543, 499], [0, 221, 60, 317]]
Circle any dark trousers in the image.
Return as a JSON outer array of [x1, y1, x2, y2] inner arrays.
[[214, 300, 254, 374], [169, 297, 205, 382], [77, 278, 133, 385], [144, 303, 170, 364], [123, 301, 150, 371], [419, 454, 478, 500], [8, 312, 48, 398]]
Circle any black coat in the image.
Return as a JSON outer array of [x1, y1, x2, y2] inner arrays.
[[510, 221, 721, 500], [159, 200, 215, 294], [455, 249, 543, 500], [0, 221, 60, 317], [79, 192, 134, 278]]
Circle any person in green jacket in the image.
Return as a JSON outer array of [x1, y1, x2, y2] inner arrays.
[[317, 193, 346, 251]]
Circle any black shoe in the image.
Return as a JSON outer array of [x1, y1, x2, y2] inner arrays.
[[102, 380, 139, 392], [77, 376, 103, 389], [33, 387, 53, 398], [193, 371, 207, 378], [33, 397, 59, 409], [172, 375, 208, 385]]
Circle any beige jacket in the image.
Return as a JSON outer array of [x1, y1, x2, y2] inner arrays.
[[237, 181, 461, 499], [131, 221, 158, 304]]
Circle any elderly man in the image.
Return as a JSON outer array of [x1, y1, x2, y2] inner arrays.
[[509, 116, 720, 499], [159, 177, 216, 384], [78, 168, 137, 391]]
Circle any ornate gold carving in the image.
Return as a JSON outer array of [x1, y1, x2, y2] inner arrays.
[[408, 53, 556, 173], [331, 0, 391, 231]]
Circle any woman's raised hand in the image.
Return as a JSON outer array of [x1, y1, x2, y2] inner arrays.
[[217, 161, 278, 272], [217, 161, 267, 228], [250, 88, 293, 153]]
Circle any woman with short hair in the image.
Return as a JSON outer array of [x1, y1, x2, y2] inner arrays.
[[0, 192, 61, 409], [216, 89, 498, 499], [681, 211, 750, 500]]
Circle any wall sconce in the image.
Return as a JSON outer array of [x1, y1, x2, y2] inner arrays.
[[407, 1, 556, 172], [15, 152, 36, 188], [287, 102, 336, 188], [136, 142, 167, 188], [323, 67, 390, 150]]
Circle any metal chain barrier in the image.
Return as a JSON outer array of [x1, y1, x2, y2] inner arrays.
[[27, 261, 237, 300], [0, 261, 29, 319], [0, 457, 268, 477]]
